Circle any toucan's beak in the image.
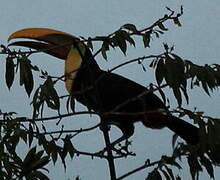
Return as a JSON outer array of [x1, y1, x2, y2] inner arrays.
[[8, 28, 85, 93], [8, 28, 78, 59]]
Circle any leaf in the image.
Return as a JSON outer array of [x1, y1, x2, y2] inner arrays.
[[118, 38, 127, 55], [164, 166, 175, 180], [207, 120, 220, 164], [124, 34, 135, 47], [176, 175, 181, 180], [70, 96, 75, 112], [46, 140, 57, 154], [166, 7, 172, 12], [86, 37, 93, 51], [58, 150, 67, 170], [157, 30, 164, 34], [155, 32, 160, 38], [172, 134, 178, 149], [75, 176, 81, 180], [19, 129, 28, 144], [203, 65, 216, 90], [172, 54, 187, 87], [146, 169, 162, 180], [122, 23, 138, 33], [28, 123, 34, 147], [101, 41, 109, 60], [51, 151, 58, 164], [43, 77, 60, 110], [187, 156, 202, 180], [163, 54, 187, 106], [155, 58, 165, 85], [171, 161, 182, 170], [172, 87, 182, 107], [23, 146, 37, 166], [180, 86, 189, 104], [160, 169, 171, 180], [201, 81, 210, 96], [158, 22, 168, 31], [28, 171, 50, 180], [35, 150, 44, 160], [149, 59, 157, 68], [200, 156, 214, 179], [180, 6, 184, 14], [63, 135, 75, 159], [158, 86, 166, 104], [38, 135, 47, 147], [19, 57, 34, 97], [113, 30, 128, 55], [31, 65, 40, 71], [66, 95, 70, 113], [142, 31, 151, 48], [30, 156, 50, 171], [163, 43, 169, 52], [193, 64, 218, 96], [31, 87, 41, 119], [173, 17, 182, 27], [5, 56, 15, 89]]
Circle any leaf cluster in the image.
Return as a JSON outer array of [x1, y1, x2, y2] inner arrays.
[[5, 51, 39, 97], [150, 46, 220, 106], [172, 108, 220, 179], [0, 112, 50, 180], [84, 6, 183, 60], [146, 155, 182, 180], [32, 75, 60, 119]]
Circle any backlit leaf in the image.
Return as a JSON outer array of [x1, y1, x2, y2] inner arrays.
[[143, 31, 151, 48], [187, 156, 202, 180], [173, 17, 182, 27], [155, 58, 165, 85], [146, 169, 162, 180], [122, 23, 138, 33], [200, 156, 214, 179], [172, 87, 182, 107], [5, 56, 15, 89], [158, 22, 168, 31], [19, 57, 34, 97], [160, 169, 171, 180], [164, 166, 175, 180]]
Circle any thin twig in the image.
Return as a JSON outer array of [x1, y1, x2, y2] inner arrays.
[[108, 54, 163, 73], [0, 111, 99, 123], [117, 160, 162, 180], [36, 123, 100, 135]]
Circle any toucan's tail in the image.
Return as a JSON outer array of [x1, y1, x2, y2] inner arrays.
[[167, 115, 199, 145]]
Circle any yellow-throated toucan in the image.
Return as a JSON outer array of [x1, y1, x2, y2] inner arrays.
[[8, 28, 199, 144]]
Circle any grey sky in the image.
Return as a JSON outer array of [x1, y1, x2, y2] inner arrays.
[[0, 0, 220, 179]]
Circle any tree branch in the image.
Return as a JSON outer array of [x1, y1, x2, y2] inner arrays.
[[100, 121, 117, 180], [117, 159, 162, 180]]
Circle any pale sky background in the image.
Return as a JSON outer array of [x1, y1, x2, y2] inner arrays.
[[0, 1, 220, 180]]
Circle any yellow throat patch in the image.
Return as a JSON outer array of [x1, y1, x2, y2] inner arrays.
[[65, 45, 84, 93]]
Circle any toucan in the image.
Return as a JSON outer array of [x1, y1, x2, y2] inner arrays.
[[8, 28, 199, 145]]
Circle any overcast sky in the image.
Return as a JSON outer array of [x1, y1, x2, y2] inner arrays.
[[0, 1, 220, 179]]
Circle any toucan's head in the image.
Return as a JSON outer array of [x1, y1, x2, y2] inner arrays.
[[8, 28, 96, 92]]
